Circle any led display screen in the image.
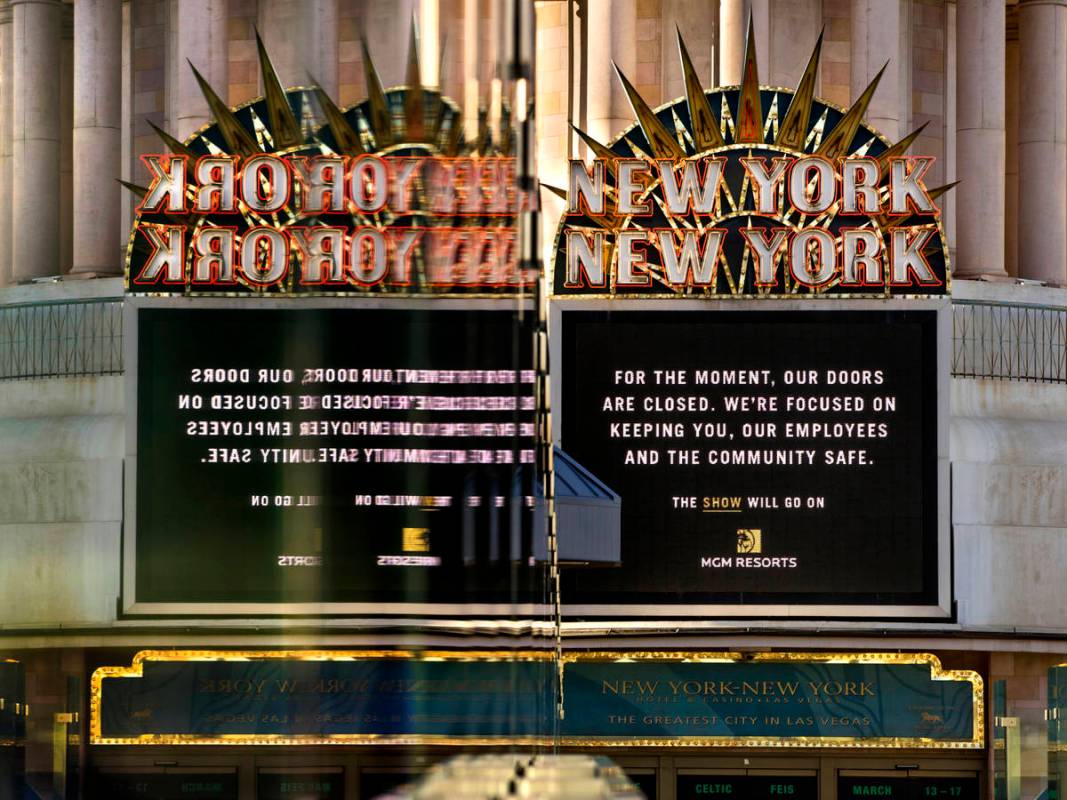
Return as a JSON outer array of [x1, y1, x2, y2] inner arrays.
[[126, 303, 536, 613], [558, 308, 943, 614]]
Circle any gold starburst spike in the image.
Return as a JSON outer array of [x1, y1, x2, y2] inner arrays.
[[189, 60, 259, 156], [360, 38, 393, 148], [433, 36, 450, 143], [146, 120, 198, 160], [817, 63, 885, 159], [613, 62, 684, 159], [676, 28, 724, 151], [777, 29, 823, 150], [254, 29, 302, 149], [875, 181, 958, 230], [571, 125, 617, 165], [118, 179, 148, 199], [735, 15, 763, 143], [310, 78, 363, 155], [875, 120, 928, 177], [541, 183, 621, 231], [405, 17, 425, 142]]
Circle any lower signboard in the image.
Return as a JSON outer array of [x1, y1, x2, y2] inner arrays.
[[554, 303, 949, 618], [87, 770, 238, 800], [676, 775, 817, 800], [91, 651, 981, 748], [837, 775, 979, 800]]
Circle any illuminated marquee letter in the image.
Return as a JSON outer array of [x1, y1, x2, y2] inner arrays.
[[390, 158, 422, 213], [292, 226, 345, 283], [790, 228, 836, 287], [241, 155, 290, 213], [657, 158, 723, 214], [239, 227, 287, 286], [192, 227, 236, 283], [841, 158, 880, 214], [387, 228, 422, 285], [349, 155, 388, 213], [841, 229, 883, 285], [617, 160, 651, 214], [137, 224, 185, 283], [348, 228, 387, 285], [890, 157, 936, 214], [742, 156, 791, 214], [616, 230, 651, 286], [568, 159, 606, 215], [741, 227, 790, 287], [194, 156, 237, 212], [292, 156, 346, 214], [890, 228, 938, 285], [565, 230, 606, 287], [789, 156, 836, 214], [139, 155, 187, 213], [657, 229, 724, 286]]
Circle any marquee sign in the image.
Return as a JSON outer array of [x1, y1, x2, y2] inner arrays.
[[549, 27, 952, 297], [549, 25, 952, 619], [91, 651, 982, 748], [124, 32, 529, 295], [120, 32, 540, 617]]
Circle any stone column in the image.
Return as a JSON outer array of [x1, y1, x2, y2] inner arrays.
[[851, 0, 906, 140], [719, 0, 769, 86], [462, 0, 480, 138], [0, 1, 12, 287], [170, 0, 227, 140], [662, 0, 715, 100], [1004, 16, 1019, 278], [1017, 0, 1067, 284], [418, 0, 439, 87], [768, 0, 821, 90], [72, 0, 122, 275], [58, 4, 71, 273], [305, 0, 339, 97], [258, 0, 338, 96], [585, 0, 635, 143], [363, 0, 417, 86], [11, 0, 61, 282], [954, 0, 1006, 278]]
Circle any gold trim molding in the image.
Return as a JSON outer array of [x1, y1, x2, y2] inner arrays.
[[90, 650, 983, 749]]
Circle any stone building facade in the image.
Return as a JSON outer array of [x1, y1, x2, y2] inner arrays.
[[0, 1, 1066, 798]]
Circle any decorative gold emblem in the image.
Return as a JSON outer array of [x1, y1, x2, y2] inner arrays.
[[402, 527, 430, 552], [736, 528, 761, 553]]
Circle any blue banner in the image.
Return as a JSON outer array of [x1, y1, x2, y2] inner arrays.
[[560, 657, 979, 745], [95, 654, 552, 743], [92, 652, 980, 747]]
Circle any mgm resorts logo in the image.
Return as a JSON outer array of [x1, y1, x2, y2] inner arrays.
[[701, 529, 798, 569], [377, 527, 441, 567], [737, 528, 762, 553]]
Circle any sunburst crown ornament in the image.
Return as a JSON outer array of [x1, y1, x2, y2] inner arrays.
[[124, 21, 529, 295], [550, 20, 953, 298]]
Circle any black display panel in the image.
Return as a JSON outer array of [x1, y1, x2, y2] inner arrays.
[[838, 775, 979, 800], [676, 774, 817, 799], [359, 771, 419, 798], [129, 304, 536, 612], [559, 308, 940, 611], [257, 771, 343, 800], [88, 772, 237, 800], [628, 772, 658, 799]]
